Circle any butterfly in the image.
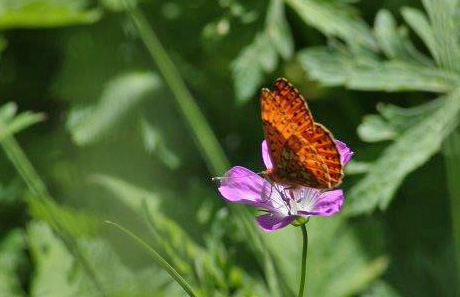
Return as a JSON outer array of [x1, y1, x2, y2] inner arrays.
[[261, 78, 343, 189]]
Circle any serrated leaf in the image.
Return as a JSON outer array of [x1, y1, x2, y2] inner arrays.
[[299, 48, 460, 92], [285, 0, 377, 52], [0, 0, 101, 29], [376, 99, 443, 134], [358, 99, 444, 143], [401, 7, 438, 64], [422, 0, 460, 72], [345, 89, 460, 216], [67, 72, 162, 145], [374, 9, 433, 66]]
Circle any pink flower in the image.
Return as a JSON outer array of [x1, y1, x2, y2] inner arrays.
[[217, 140, 354, 231]]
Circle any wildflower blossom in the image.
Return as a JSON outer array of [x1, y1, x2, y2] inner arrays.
[[217, 140, 353, 231]]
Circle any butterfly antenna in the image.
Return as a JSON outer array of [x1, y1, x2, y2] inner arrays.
[[211, 171, 267, 183]]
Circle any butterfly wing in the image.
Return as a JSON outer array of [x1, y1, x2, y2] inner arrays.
[[261, 78, 343, 189]]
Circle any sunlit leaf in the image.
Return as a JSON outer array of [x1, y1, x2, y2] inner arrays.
[[357, 115, 397, 142], [299, 48, 460, 92], [374, 9, 433, 66], [345, 89, 460, 215], [401, 7, 438, 63], [67, 72, 162, 145], [0, 0, 101, 29], [286, 0, 377, 52], [421, 0, 460, 72]]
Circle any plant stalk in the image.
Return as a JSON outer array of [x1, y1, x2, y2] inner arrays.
[[298, 224, 308, 297], [443, 127, 460, 295], [126, 5, 229, 175]]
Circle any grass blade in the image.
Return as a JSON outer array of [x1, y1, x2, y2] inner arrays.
[[106, 221, 199, 297]]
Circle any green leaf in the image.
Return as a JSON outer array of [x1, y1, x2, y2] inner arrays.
[[345, 160, 372, 175], [298, 48, 460, 92], [421, 0, 460, 72], [401, 7, 438, 63], [285, 0, 377, 52], [28, 222, 182, 297], [232, 33, 274, 103], [67, 72, 162, 145], [0, 102, 45, 142], [263, 216, 388, 297], [28, 196, 102, 239], [0, 230, 26, 297], [361, 281, 403, 297], [0, 0, 101, 29], [231, 0, 294, 103], [266, 0, 294, 59], [357, 115, 397, 142], [140, 117, 181, 170], [345, 88, 460, 216], [374, 9, 433, 65]]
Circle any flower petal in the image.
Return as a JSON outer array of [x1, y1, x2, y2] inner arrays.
[[299, 189, 344, 216], [256, 213, 295, 231], [218, 166, 267, 205], [261, 140, 273, 170], [336, 140, 354, 165]]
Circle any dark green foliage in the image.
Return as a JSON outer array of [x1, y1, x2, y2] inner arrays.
[[0, 0, 459, 296]]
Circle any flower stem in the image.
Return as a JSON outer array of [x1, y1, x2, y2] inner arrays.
[[298, 224, 308, 297]]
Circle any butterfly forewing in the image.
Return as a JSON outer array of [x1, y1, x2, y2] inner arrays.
[[261, 78, 343, 189]]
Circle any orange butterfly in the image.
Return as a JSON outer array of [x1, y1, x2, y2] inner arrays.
[[261, 78, 343, 189]]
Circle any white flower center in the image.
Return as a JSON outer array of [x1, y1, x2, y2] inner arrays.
[[269, 184, 322, 216]]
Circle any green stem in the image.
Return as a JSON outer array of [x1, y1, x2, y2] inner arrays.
[[106, 221, 199, 297], [124, 6, 290, 295], [443, 127, 460, 295], [298, 224, 308, 297], [126, 4, 228, 175]]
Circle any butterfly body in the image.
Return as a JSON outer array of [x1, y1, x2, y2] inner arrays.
[[261, 78, 343, 189]]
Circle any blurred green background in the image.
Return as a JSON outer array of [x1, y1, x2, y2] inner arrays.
[[1, 0, 460, 296]]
